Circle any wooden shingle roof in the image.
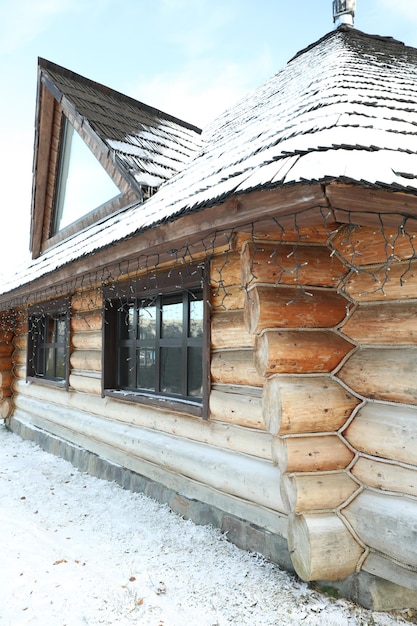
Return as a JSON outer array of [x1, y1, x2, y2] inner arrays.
[[5, 26, 417, 297], [152, 25, 417, 215], [39, 58, 203, 190]]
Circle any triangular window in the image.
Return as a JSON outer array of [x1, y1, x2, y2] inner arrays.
[[53, 119, 121, 234]]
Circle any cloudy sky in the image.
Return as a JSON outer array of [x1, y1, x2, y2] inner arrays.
[[1, 0, 417, 274]]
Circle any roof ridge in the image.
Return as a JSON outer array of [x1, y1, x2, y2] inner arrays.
[[38, 57, 202, 135], [289, 25, 406, 64]]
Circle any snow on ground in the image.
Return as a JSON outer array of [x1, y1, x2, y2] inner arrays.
[[0, 424, 410, 626]]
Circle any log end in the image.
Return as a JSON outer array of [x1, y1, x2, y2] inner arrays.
[[287, 512, 364, 581]]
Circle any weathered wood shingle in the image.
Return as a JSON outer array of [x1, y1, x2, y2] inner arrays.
[[5, 26, 417, 293], [39, 58, 203, 189]]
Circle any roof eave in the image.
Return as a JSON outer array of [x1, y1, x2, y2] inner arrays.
[[4, 181, 417, 309]]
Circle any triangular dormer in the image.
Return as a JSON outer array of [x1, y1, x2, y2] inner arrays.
[[31, 58, 202, 259]]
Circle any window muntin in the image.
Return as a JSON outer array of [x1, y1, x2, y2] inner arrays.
[[27, 303, 69, 384], [115, 290, 204, 401]]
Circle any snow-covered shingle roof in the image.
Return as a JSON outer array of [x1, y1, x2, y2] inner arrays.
[[4, 26, 417, 296], [39, 58, 203, 189]]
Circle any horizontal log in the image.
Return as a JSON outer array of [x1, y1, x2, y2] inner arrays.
[[71, 289, 102, 312], [263, 376, 360, 435], [209, 385, 265, 430], [13, 334, 27, 350], [13, 392, 285, 514], [71, 330, 102, 350], [14, 365, 26, 380], [0, 388, 12, 399], [272, 434, 355, 473], [211, 349, 264, 387], [211, 310, 254, 350], [69, 349, 102, 372], [0, 343, 14, 357], [244, 285, 349, 334], [232, 207, 339, 244], [71, 310, 102, 332], [341, 301, 417, 345], [0, 370, 13, 388], [338, 347, 417, 405], [15, 379, 272, 461], [241, 241, 345, 289], [344, 259, 417, 302], [0, 398, 13, 418], [331, 224, 417, 267], [281, 472, 359, 513], [344, 402, 417, 466], [352, 457, 417, 498], [12, 349, 26, 366], [333, 209, 415, 230], [0, 356, 12, 371], [211, 251, 241, 287], [0, 329, 14, 343], [342, 490, 417, 569], [363, 552, 417, 594], [210, 284, 245, 311], [287, 512, 364, 581], [255, 330, 354, 376], [69, 372, 101, 395]]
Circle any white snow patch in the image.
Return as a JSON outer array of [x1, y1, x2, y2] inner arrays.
[[0, 425, 409, 625]]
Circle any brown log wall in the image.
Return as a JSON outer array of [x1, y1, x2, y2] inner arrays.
[[332, 222, 417, 587], [7, 216, 417, 590]]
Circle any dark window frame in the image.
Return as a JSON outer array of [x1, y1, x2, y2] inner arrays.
[[103, 265, 210, 418], [27, 298, 70, 388]]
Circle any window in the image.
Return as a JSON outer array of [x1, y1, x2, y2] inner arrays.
[[104, 267, 208, 416], [53, 118, 120, 234], [27, 300, 70, 386]]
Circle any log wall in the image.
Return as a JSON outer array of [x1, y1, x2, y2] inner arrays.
[[332, 222, 417, 591], [9, 266, 285, 548], [7, 216, 417, 596], [236, 220, 417, 590], [0, 315, 18, 419], [237, 231, 367, 583]]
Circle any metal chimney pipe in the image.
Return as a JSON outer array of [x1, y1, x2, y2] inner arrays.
[[333, 0, 356, 28]]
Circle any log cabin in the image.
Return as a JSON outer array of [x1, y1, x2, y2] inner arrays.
[[2, 6, 417, 610]]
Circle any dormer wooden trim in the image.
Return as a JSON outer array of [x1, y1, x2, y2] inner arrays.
[[31, 85, 56, 259], [31, 82, 141, 260]]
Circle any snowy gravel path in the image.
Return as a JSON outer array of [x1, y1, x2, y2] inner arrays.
[[0, 425, 410, 625]]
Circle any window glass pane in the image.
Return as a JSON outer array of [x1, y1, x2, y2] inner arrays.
[[189, 296, 203, 338], [37, 346, 47, 376], [139, 303, 156, 339], [119, 305, 135, 340], [55, 347, 66, 379], [54, 121, 120, 233], [161, 298, 182, 338], [160, 347, 182, 394], [46, 317, 55, 343], [28, 306, 68, 382], [119, 346, 136, 388], [56, 316, 67, 343], [138, 348, 156, 390], [188, 346, 203, 397]]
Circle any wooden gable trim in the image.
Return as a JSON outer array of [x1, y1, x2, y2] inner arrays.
[[31, 85, 57, 259], [31, 74, 142, 260]]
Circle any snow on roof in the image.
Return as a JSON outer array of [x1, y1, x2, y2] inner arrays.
[[4, 27, 417, 295], [40, 59, 203, 189]]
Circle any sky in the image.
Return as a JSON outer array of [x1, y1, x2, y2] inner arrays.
[[1, 0, 417, 276]]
